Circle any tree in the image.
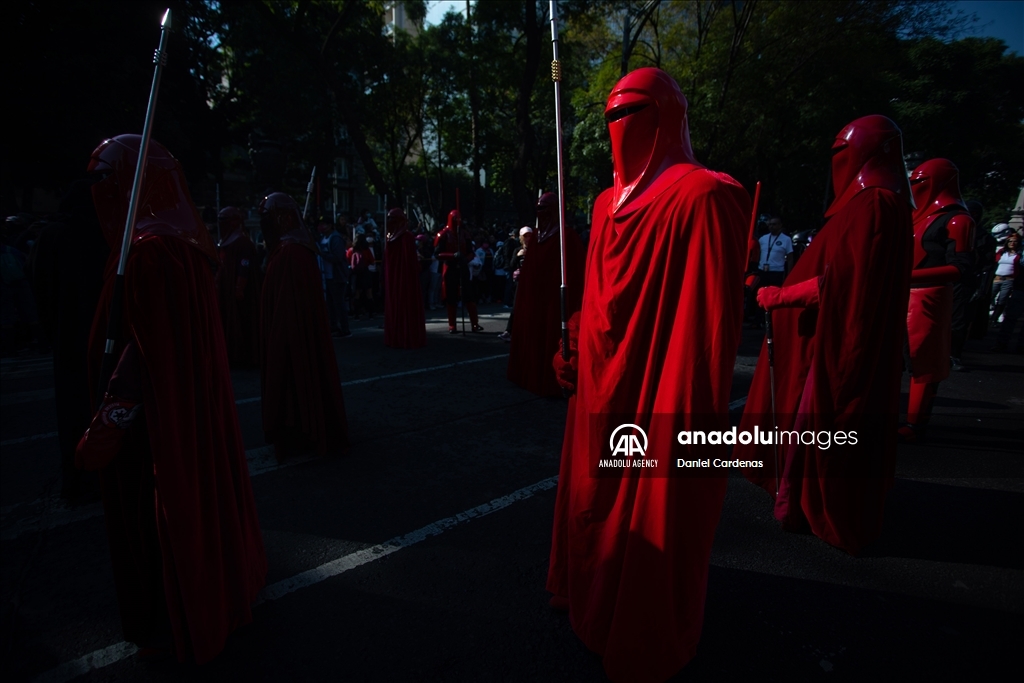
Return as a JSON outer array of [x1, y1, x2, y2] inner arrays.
[[565, 1, 984, 228], [892, 36, 1024, 227], [3, 0, 226, 210]]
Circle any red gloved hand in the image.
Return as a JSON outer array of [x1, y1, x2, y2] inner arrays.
[[757, 277, 820, 311], [75, 394, 142, 470], [235, 276, 248, 300], [553, 312, 581, 395]]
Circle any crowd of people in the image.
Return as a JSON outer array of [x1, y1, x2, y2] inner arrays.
[[1, 63, 1022, 682]]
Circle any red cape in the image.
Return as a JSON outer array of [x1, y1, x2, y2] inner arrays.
[[384, 231, 426, 348], [215, 233, 261, 367], [261, 242, 349, 455], [736, 188, 913, 554], [548, 168, 749, 683], [507, 229, 585, 396], [88, 236, 267, 664]]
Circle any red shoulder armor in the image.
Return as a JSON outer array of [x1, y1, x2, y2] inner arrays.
[[946, 214, 974, 254]]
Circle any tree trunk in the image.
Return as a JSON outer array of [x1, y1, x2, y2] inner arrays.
[[511, 0, 542, 227]]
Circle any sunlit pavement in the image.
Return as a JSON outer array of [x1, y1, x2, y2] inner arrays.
[[2, 304, 1020, 681]]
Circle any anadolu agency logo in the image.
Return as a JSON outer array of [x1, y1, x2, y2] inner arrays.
[[598, 424, 658, 469]]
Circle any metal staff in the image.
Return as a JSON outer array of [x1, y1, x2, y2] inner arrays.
[[96, 8, 171, 400], [747, 181, 780, 497], [215, 182, 221, 245], [302, 166, 317, 223], [765, 307, 780, 496], [458, 214, 467, 335], [550, 0, 570, 361], [747, 181, 761, 266]]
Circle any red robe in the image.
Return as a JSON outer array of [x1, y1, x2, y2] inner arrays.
[[384, 231, 426, 348], [261, 241, 349, 455], [88, 236, 267, 664], [548, 168, 749, 683], [215, 232, 261, 367], [736, 188, 913, 554], [507, 228, 585, 396]]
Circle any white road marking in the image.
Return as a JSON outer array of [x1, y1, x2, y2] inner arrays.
[[30, 475, 560, 683], [0, 388, 55, 406], [32, 641, 138, 683], [2, 447, 314, 540], [1, 431, 59, 447], [0, 357, 53, 370], [340, 353, 508, 386]]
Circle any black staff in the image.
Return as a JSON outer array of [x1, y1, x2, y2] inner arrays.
[[550, 0, 570, 360], [96, 9, 171, 400], [765, 309, 780, 496]]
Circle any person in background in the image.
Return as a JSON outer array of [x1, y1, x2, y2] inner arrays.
[[506, 193, 585, 396], [901, 159, 974, 442], [215, 207, 261, 367], [739, 115, 913, 552], [991, 231, 1022, 352], [434, 210, 482, 333], [318, 218, 351, 338], [757, 215, 794, 288], [383, 208, 426, 348], [259, 193, 349, 461], [497, 227, 533, 342], [347, 233, 376, 319]]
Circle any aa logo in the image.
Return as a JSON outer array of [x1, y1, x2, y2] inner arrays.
[[609, 424, 648, 458]]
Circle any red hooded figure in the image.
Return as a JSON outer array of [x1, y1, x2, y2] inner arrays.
[[737, 115, 914, 554], [902, 158, 974, 441], [547, 68, 750, 682], [383, 208, 426, 348], [259, 192, 349, 460], [433, 209, 482, 332], [506, 192, 584, 396], [76, 135, 266, 663], [215, 206, 261, 367]]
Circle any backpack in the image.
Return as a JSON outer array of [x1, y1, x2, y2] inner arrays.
[[492, 246, 507, 271]]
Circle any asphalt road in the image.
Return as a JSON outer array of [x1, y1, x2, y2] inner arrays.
[[2, 304, 1021, 682]]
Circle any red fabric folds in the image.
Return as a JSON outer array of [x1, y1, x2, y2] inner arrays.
[[215, 234, 261, 367], [260, 242, 349, 456], [383, 231, 426, 348], [87, 236, 267, 664], [907, 285, 952, 383], [507, 229, 585, 396], [737, 188, 913, 555], [548, 168, 749, 683]]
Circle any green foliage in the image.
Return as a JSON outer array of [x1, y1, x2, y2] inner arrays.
[[892, 36, 1024, 226], [562, 0, 1023, 229], [6, 0, 1021, 230]]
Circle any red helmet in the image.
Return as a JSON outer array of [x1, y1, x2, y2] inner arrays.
[[446, 209, 461, 231], [909, 158, 966, 223], [258, 192, 315, 252], [536, 192, 559, 241], [826, 115, 912, 218], [605, 67, 698, 216], [386, 208, 408, 240], [218, 206, 246, 245], [87, 134, 216, 260]]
